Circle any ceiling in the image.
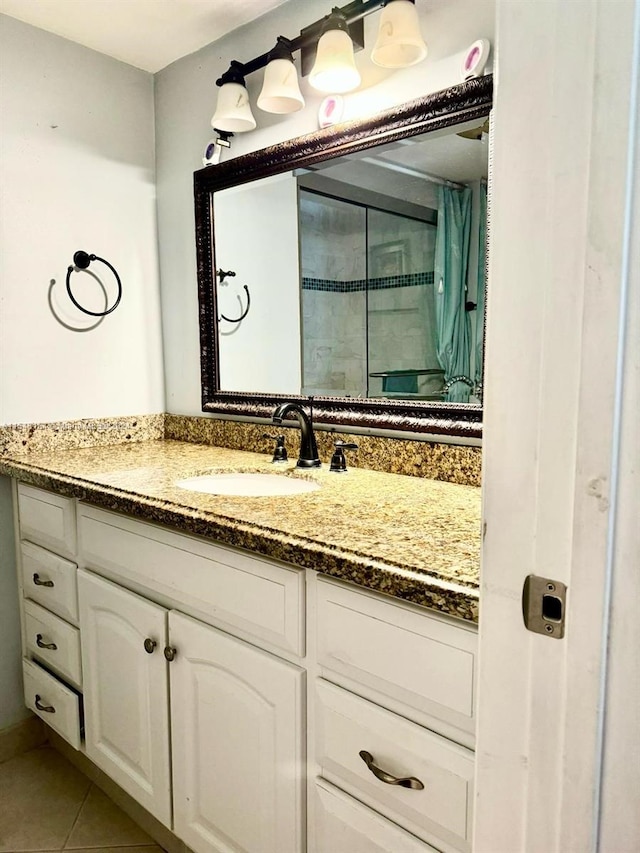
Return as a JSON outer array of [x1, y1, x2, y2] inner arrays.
[[0, 0, 291, 72]]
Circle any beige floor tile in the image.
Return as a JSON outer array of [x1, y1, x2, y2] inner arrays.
[[0, 746, 91, 853], [64, 785, 155, 849], [62, 848, 164, 853]]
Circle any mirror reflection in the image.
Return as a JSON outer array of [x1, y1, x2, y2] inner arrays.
[[213, 118, 488, 406], [299, 188, 440, 400]]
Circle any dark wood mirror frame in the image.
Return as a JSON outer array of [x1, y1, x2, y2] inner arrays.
[[195, 74, 492, 440]]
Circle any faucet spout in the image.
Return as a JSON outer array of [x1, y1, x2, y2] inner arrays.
[[272, 402, 321, 468]]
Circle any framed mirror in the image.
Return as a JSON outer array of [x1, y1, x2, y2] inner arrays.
[[195, 75, 492, 439]]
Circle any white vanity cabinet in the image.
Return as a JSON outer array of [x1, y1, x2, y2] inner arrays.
[[78, 568, 304, 852], [16, 484, 83, 749], [77, 569, 172, 826], [313, 779, 441, 853], [17, 482, 77, 559], [309, 577, 477, 853], [13, 480, 478, 853], [169, 609, 304, 853], [77, 503, 305, 853]]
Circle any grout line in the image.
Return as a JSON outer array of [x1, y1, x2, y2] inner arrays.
[[61, 780, 92, 850]]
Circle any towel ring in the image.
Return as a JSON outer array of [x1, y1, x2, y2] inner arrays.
[[66, 250, 122, 317], [220, 284, 251, 323], [216, 268, 250, 323]]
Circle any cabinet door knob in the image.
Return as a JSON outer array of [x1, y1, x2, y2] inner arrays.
[[359, 750, 424, 790], [33, 573, 54, 587], [36, 633, 58, 650], [35, 694, 56, 713], [164, 646, 177, 662], [143, 638, 157, 654]]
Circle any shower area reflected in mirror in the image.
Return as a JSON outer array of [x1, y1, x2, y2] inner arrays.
[[300, 189, 442, 400]]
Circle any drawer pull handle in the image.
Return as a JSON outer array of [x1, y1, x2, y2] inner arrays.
[[33, 573, 54, 588], [359, 750, 424, 790], [144, 638, 157, 654], [36, 633, 58, 650], [164, 646, 177, 662], [35, 694, 56, 713]]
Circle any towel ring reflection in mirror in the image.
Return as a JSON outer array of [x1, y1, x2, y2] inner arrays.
[[217, 268, 251, 323], [65, 251, 122, 317]]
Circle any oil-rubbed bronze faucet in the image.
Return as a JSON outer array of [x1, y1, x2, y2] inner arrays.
[[272, 402, 321, 468]]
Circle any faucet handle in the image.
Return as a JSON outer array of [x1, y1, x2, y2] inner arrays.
[[330, 441, 358, 473], [262, 433, 288, 463]]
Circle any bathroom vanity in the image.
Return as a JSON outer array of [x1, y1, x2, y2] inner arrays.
[[6, 440, 480, 853]]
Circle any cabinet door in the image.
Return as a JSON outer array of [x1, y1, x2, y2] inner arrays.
[[169, 611, 304, 853], [78, 570, 172, 827]]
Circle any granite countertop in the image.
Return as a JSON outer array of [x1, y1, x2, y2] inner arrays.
[[0, 440, 481, 621]]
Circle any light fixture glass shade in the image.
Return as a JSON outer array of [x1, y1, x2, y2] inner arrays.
[[257, 57, 305, 113], [371, 0, 427, 68], [309, 28, 361, 94], [211, 81, 256, 132]]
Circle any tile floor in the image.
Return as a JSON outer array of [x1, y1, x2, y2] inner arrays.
[[0, 745, 165, 853]]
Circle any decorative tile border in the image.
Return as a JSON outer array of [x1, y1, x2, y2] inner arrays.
[[302, 271, 434, 293]]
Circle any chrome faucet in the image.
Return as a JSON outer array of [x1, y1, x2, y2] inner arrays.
[[272, 402, 321, 468]]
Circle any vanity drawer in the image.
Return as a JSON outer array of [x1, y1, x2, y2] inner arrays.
[[18, 483, 76, 559], [22, 658, 81, 750], [78, 504, 304, 656], [315, 680, 474, 852], [21, 541, 79, 624], [24, 599, 82, 689], [316, 578, 477, 739], [314, 779, 439, 853]]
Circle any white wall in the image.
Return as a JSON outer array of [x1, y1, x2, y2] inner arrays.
[[154, 0, 496, 414], [0, 14, 164, 425], [0, 14, 165, 732]]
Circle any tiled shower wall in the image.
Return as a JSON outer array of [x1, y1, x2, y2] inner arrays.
[[300, 192, 439, 397]]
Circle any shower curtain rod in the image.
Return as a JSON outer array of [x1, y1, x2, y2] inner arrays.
[[359, 157, 466, 189]]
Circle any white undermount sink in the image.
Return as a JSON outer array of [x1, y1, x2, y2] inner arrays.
[[175, 472, 320, 497]]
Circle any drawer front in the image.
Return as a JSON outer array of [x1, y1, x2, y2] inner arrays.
[[317, 579, 477, 737], [315, 680, 474, 852], [21, 541, 79, 624], [24, 599, 82, 689], [18, 483, 76, 559], [79, 505, 304, 656], [314, 779, 439, 853], [22, 658, 81, 750]]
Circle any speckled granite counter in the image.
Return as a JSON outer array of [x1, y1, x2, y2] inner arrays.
[[0, 440, 481, 621]]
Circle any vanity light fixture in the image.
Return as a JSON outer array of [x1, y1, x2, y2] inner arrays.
[[308, 11, 361, 94], [371, 0, 427, 68], [257, 38, 306, 114], [211, 61, 257, 133], [210, 0, 428, 134]]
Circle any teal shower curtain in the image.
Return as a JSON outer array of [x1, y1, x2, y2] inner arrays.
[[475, 182, 487, 392], [434, 185, 472, 402]]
